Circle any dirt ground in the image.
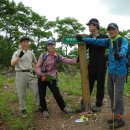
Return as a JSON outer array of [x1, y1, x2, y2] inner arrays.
[[34, 93, 130, 130], [0, 80, 130, 130], [0, 122, 5, 130]]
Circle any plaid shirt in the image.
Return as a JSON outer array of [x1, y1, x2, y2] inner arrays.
[[36, 52, 77, 78]]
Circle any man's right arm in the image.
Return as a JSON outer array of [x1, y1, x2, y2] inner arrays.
[[11, 50, 24, 66], [83, 37, 109, 47], [11, 57, 20, 66], [76, 35, 109, 47]]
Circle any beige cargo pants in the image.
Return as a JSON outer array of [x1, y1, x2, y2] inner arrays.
[[16, 72, 39, 111]]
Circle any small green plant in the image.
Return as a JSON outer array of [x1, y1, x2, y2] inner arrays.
[[45, 74, 54, 83]]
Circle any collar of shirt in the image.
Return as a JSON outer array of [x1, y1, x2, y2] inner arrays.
[[90, 33, 100, 38], [47, 52, 56, 56], [110, 34, 121, 48], [19, 49, 29, 53]]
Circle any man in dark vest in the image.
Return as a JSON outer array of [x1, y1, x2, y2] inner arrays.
[[76, 18, 109, 112]]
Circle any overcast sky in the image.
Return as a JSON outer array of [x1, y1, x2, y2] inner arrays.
[[13, 0, 130, 33]]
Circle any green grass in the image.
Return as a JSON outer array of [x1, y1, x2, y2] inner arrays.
[[0, 75, 36, 130], [58, 72, 130, 97], [0, 75, 6, 87], [0, 72, 130, 129], [58, 72, 82, 96], [124, 76, 130, 97]]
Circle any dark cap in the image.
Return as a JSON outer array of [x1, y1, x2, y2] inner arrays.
[[46, 39, 56, 45], [86, 18, 100, 26], [20, 36, 30, 43], [107, 23, 119, 30]]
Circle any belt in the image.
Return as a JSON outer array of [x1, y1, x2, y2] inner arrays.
[[16, 69, 31, 72]]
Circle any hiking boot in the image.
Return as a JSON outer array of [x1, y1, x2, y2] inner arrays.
[[21, 110, 27, 118], [108, 114, 123, 124], [109, 119, 125, 129], [62, 106, 72, 114], [108, 118, 116, 124], [43, 111, 49, 118], [91, 105, 101, 112]]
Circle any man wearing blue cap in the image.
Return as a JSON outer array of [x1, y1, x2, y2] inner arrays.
[[76, 23, 128, 129]]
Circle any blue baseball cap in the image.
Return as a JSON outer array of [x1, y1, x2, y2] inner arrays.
[[46, 39, 56, 45]]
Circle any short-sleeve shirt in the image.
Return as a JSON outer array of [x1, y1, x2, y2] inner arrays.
[[12, 49, 37, 71]]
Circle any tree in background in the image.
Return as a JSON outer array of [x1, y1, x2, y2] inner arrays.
[[0, 0, 129, 70], [0, 0, 55, 68], [54, 17, 85, 56]]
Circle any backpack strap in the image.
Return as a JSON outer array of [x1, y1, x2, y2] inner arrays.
[[42, 53, 60, 62], [117, 37, 122, 52], [41, 53, 60, 71], [55, 54, 60, 62], [113, 37, 122, 54], [43, 53, 47, 61], [54, 54, 60, 70]]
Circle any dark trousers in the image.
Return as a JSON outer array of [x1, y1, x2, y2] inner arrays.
[[88, 64, 106, 107], [38, 78, 65, 112]]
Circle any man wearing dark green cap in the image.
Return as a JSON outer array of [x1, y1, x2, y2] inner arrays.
[[11, 36, 39, 118], [76, 18, 109, 113]]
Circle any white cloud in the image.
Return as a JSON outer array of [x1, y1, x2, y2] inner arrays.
[[100, 0, 130, 16], [13, 0, 130, 31]]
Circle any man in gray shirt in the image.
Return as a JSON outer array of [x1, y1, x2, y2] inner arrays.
[[11, 36, 39, 117]]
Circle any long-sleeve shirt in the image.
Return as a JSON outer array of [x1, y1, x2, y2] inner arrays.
[[86, 33, 109, 67], [36, 52, 77, 78], [82, 37, 128, 76]]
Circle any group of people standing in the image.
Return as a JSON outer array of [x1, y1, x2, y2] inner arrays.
[[76, 18, 128, 129], [11, 36, 77, 118], [11, 18, 128, 129]]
